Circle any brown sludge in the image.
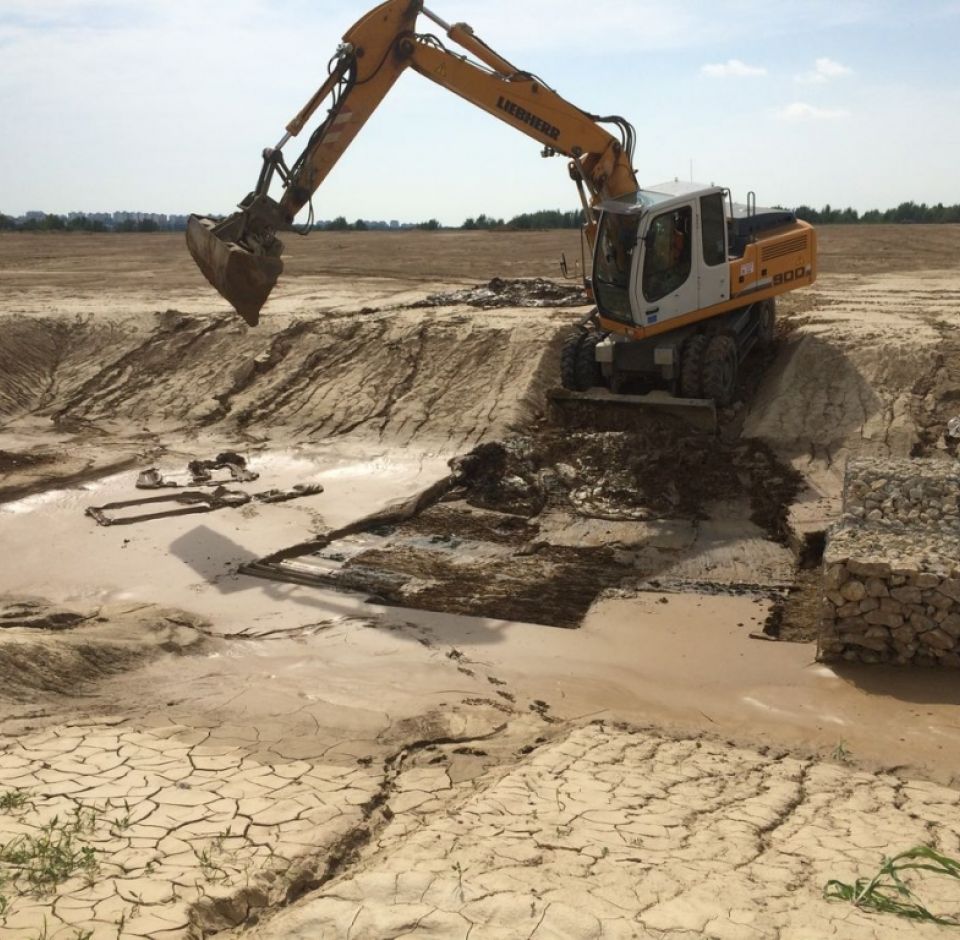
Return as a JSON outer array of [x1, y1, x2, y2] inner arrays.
[[1, 226, 960, 938]]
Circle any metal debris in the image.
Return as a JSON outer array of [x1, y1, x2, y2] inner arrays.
[[90, 458, 324, 526], [137, 452, 259, 489], [86, 487, 251, 526], [255, 484, 324, 503]]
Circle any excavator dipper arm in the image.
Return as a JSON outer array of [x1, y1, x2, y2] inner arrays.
[[187, 0, 638, 324]]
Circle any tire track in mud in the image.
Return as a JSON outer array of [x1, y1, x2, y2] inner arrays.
[[52, 314, 233, 428], [230, 319, 369, 435], [0, 308, 572, 447], [232, 318, 555, 447], [200, 320, 316, 426]]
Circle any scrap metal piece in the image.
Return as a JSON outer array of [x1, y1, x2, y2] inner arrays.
[[188, 451, 259, 485], [136, 468, 178, 489], [254, 483, 324, 504], [85, 488, 251, 526], [136, 452, 259, 489]]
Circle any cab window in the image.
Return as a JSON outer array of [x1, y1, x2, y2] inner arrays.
[[700, 192, 726, 266], [593, 212, 640, 321], [642, 206, 692, 302]]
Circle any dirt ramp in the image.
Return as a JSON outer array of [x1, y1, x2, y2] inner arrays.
[[0, 308, 572, 447], [745, 272, 960, 498], [745, 330, 924, 468]]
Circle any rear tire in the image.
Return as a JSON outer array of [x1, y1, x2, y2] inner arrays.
[[702, 334, 738, 406], [560, 330, 601, 391], [756, 299, 776, 347], [679, 334, 708, 398]]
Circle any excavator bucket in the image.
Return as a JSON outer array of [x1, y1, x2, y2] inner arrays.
[[186, 215, 284, 326]]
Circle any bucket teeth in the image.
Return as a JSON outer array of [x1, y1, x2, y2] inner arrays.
[[186, 215, 284, 326]]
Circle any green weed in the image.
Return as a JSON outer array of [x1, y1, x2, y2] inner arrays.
[[830, 740, 852, 764], [108, 799, 132, 835], [824, 845, 960, 925], [0, 791, 28, 812], [193, 844, 225, 882], [69, 804, 97, 836], [28, 921, 90, 940], [0, 815, 99, 893]]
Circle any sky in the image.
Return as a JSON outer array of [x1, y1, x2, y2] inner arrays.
[[1, 0, 959, 224]]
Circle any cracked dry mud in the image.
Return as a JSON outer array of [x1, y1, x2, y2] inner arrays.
[[244, 723, 960, 940], [0, 720, 382, 937], [2, 227, 960, 938]]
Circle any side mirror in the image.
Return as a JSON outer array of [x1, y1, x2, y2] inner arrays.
[[559, 252, 580, 280]]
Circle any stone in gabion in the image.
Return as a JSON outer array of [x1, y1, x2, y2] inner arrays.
[[819, 456, 960, 668]]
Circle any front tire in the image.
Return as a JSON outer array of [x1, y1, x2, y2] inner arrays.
[[560, 329, 601, 391], [756, 299, 776, 347]]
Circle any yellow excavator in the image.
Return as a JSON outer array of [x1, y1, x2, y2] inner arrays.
[[188, 0, 816, 410]]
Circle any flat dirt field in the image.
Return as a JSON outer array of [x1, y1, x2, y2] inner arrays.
[[1, 226, 960, 939]]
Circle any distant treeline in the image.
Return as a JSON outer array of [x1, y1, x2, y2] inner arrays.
[[314, 210, 583, 231], [318, 216, 441, 231], [0, 214, 181, 232], [463, 209, 584, 230], [313, 209, 584, 231], [794, 202, 960, 224], [6, 201, 960, 234]]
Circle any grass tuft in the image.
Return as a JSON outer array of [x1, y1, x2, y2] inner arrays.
[[825, 845, 960, 925], [0, 814, 99, 894], [0, 791, 28, 813], [830, 740, 852, 764]]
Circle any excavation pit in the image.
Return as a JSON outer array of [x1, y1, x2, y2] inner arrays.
[[4, 230, 960, 938], [246, 429, 803, 627], [249, 503, 633, 628]]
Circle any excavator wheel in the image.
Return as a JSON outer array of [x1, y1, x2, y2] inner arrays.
[[701, 334, 738, 407], [756, 299, 776, 347], [560, 330, 601, 391], [679, 333, 708, 398]]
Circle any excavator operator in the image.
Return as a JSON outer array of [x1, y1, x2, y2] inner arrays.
[[643, 209, 691, 301], [671, 213, 688, 268]]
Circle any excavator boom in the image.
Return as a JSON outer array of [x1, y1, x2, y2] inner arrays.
[[188, 0, 638, 323]]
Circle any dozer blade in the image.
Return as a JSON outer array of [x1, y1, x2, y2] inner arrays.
[[186, 215, 284, 326], [548, 388, 717, 433]]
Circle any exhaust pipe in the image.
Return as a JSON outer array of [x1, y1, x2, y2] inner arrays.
[[186, 211, 285, 327]]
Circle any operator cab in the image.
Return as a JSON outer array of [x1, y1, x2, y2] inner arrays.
[[591, 183, 729, 330]]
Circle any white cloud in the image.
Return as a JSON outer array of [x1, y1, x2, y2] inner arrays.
[[795, 56, 853, 83], [701, 58, 767, 77], [774, 102, 850, 121]]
